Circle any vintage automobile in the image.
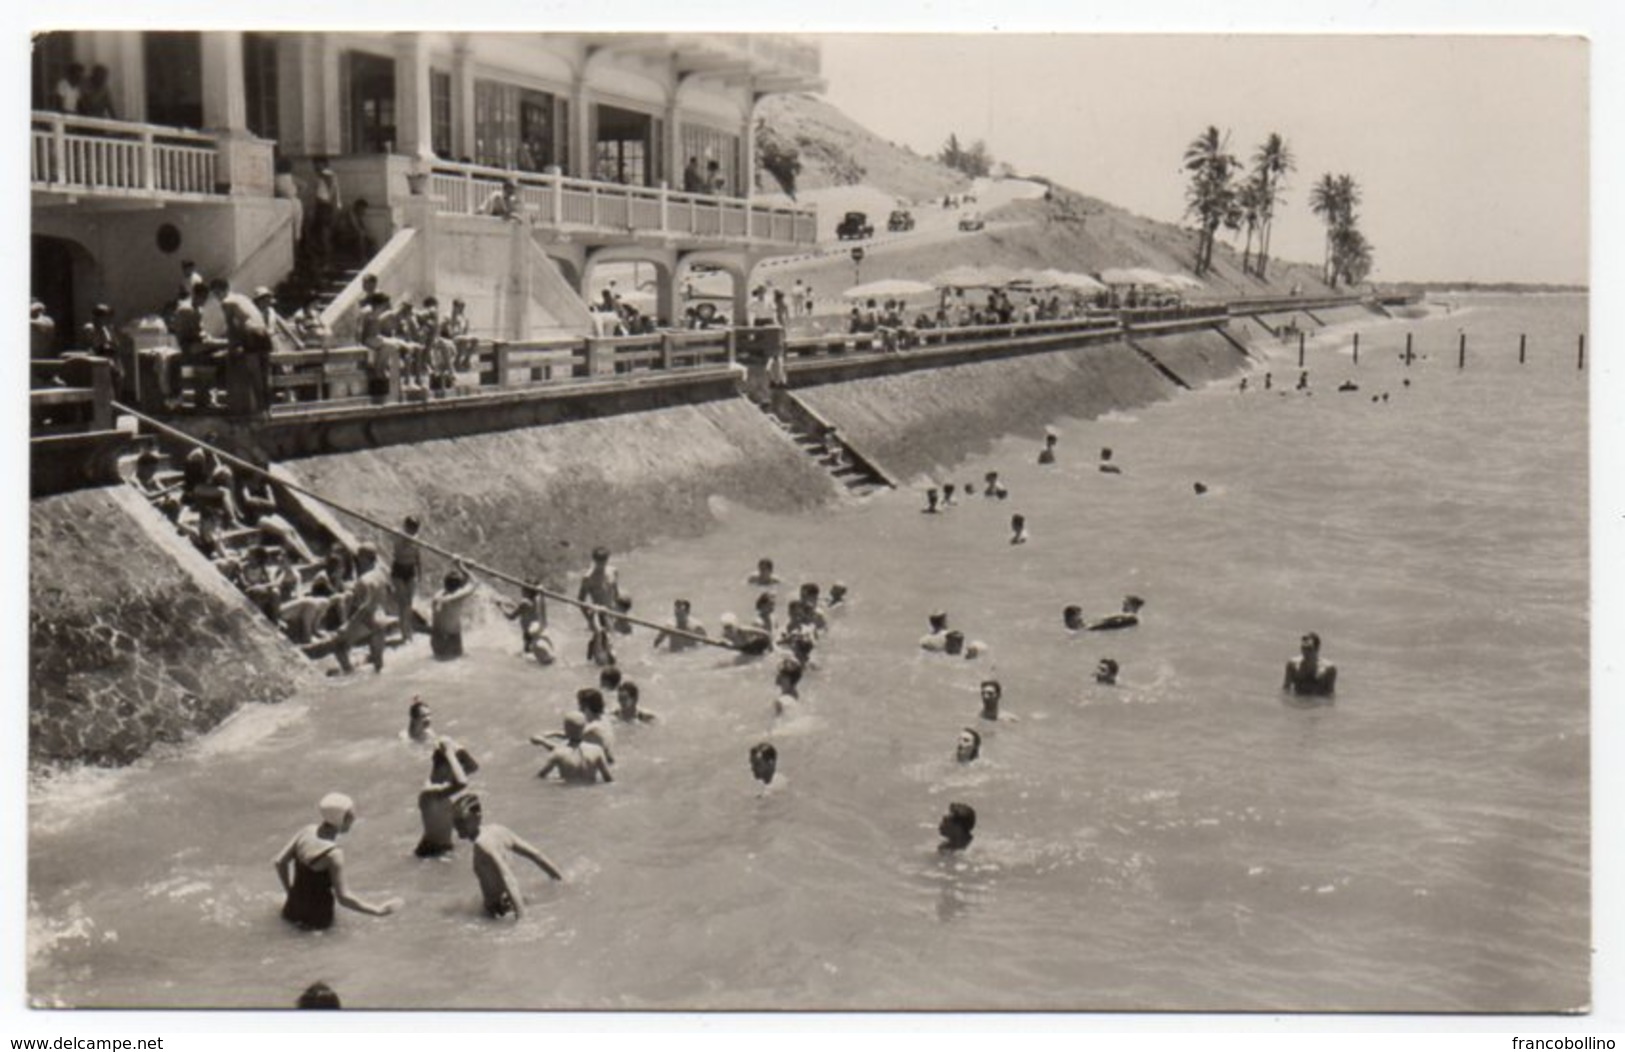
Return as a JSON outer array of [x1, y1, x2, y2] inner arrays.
[[836, 211, 875, 240], [887, 209, 915, 232]]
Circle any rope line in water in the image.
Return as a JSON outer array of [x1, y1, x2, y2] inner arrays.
[[112, 402, 739, 652]]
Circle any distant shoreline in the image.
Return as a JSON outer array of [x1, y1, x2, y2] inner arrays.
[[1388, 282, 1588, 295]]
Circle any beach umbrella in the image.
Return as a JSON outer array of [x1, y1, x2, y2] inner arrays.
[[842, 278, 936, 299]]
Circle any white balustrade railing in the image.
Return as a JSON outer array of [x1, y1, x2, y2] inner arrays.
[[31, 111, 220, 197], [426, 160, 817, 247]]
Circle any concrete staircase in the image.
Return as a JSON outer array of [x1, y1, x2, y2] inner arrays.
[[749, 390, 894, 497]]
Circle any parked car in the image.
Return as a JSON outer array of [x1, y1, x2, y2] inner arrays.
[[958, 213, 986, 232], [837, 211, 875, 240], [887, 209, 915, 232]]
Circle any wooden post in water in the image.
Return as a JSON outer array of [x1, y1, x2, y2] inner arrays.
[[1458, 332, 1466, 369], [1352, 332, 1359, 364], [1298, 331, 1305, 367], [1578, 333, 1586, 370], [1519, 333, 1526, 364], [1405, 332, 1413, 365]]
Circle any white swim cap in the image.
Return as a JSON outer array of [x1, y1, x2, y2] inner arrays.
[[720, 612, 738, 627], [318, 792, 354, 826]]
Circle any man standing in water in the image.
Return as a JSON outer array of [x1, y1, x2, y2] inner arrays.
[[1283, 631, 1338, 696], [750, 742, 779, 791], [335, 544, 392, 674], [416, 737, 475, 858], [274, 793, 399, 929], [453, 794, 563, 920], [535, 713, 615, 784], [578, 546, 623, 666]]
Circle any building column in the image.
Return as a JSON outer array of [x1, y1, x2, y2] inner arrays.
[[666, 95, 683, 189], [572, 80, 592, 180], [452, 34, 475, 162], [742, 88, 761, 200], [393, 32, 434, 160], [200, 31, 248, 133], [304, 32, 342, 158], [114, 33, 146, 122]]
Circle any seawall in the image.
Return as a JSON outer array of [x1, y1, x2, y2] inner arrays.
[[29, 325, 1262, 769], [281, 398, 839, 592], [29, 486, 308, 768], [794, 328, 1250, 479]]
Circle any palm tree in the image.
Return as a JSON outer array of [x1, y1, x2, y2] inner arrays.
[[1308, 172, 1343, 286], [1182, 126, 1239, 276], [1250, 133, 1295, 278], [1237, 174, 1267, 278]]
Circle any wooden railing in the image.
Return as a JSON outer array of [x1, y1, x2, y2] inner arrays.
[[31, 111, 221, 197], [426, 161, 818, 246], [1226, 293, 1365, 316], [1120, 304, 1232, 329], [259, 328, 736, 416], [31, 357, 115, 435], [783, 314, 1125, 360]]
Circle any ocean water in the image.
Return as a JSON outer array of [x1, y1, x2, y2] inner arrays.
[[27, 293, 1589, 1012]]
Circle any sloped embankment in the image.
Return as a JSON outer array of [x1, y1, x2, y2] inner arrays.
[[29, 487, 308, 767], [794, 329, 1249, 479], [283, 399, 838, 592]]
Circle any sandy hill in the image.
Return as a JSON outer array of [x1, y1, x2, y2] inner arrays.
[[751, 93, 1337, 303]]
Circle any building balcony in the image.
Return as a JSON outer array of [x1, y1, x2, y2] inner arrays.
[[583, 32, 824, 92], [30, 111, 274, 207], [424, 161, 819, 249]]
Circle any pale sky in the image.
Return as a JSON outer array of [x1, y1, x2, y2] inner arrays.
[[822, 34, 1588, 285]]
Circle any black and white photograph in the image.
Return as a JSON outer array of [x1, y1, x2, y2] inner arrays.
[[15, 2, 1617, 1034]]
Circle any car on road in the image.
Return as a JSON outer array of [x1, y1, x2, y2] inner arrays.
[[837, 211, 875, 240], [887, 209, 915, 232], [958, 213, 986, 232]]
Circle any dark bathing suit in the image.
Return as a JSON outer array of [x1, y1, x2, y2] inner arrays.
[[282, 836, 337, 930]]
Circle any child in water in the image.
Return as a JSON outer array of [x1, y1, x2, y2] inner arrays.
[[453, 794, 563, 919]]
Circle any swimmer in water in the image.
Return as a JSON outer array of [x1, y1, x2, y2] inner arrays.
[[615, 681, 658, 723], [978, 679, 1016, 722], [274, 792, 399, 930], [1098, 447, 1121, 474], [578, 546, 622, 666], [415, 736, 475, 858], [942, 483, 957, 506], [1239, 377, 1249, 392], [920, 611, 950, 651], [923, 487, 940, 514], [1193, 482, 1208, 495], [296, 982, 341, 1009], [984, 471, 1007, 499], [1264, 372, 1273, 390], [1038, 432, 1057, 465], [719, 612, 773, 655], [534, 713, 614, 784], [653, 598, 707, 652], [955, 727, 982, 763], [1084, 595, 1144, 631], [750, 742, 779, 788], [1283, 630, 1338, 696], [747, 557, 779, 587], [754, 591, 777, 636], [938, 802, 976, 852], [943, 630, 966, 657], [773, 657, 804, 717], [407, 697, 432, 742], [827, 582, 849, 609], [1095, 657, 1120, 685], [452, 794, 563, 920], [1009, 514, 1028, 545]]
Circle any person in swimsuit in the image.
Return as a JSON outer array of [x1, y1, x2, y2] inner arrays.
[[334, 544, 392, 674], [1283, 631, 1338, 696], [578, 546, 623, 666], [750, 742, 779, 788], [429, 563, 478, 660], [1010, 514, 1029, 545], [273, 792, 398, 929], [390, 517, 423, 643], [1080, 595, 1144, 631], [416, 738, 476, 858], [1095, 657, 1120, 685], [1038, 432, 1058, 465], [747, 558, 780, 587], [652, 598, 707, 652], [955, 727, 982, 763], [407, 697, 433, 742], [453, 794, 563, 920]]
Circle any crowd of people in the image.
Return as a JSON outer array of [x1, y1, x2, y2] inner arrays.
[[251, 404, 1338, 1011]]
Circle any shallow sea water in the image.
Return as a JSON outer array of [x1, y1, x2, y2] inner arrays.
[[28, 293, 1589, 1012]]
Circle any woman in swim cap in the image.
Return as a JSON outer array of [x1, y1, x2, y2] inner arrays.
[[273, 792, 399, 929]]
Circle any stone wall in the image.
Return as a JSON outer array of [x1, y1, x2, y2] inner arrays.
[[29, 486, 308, 768]]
